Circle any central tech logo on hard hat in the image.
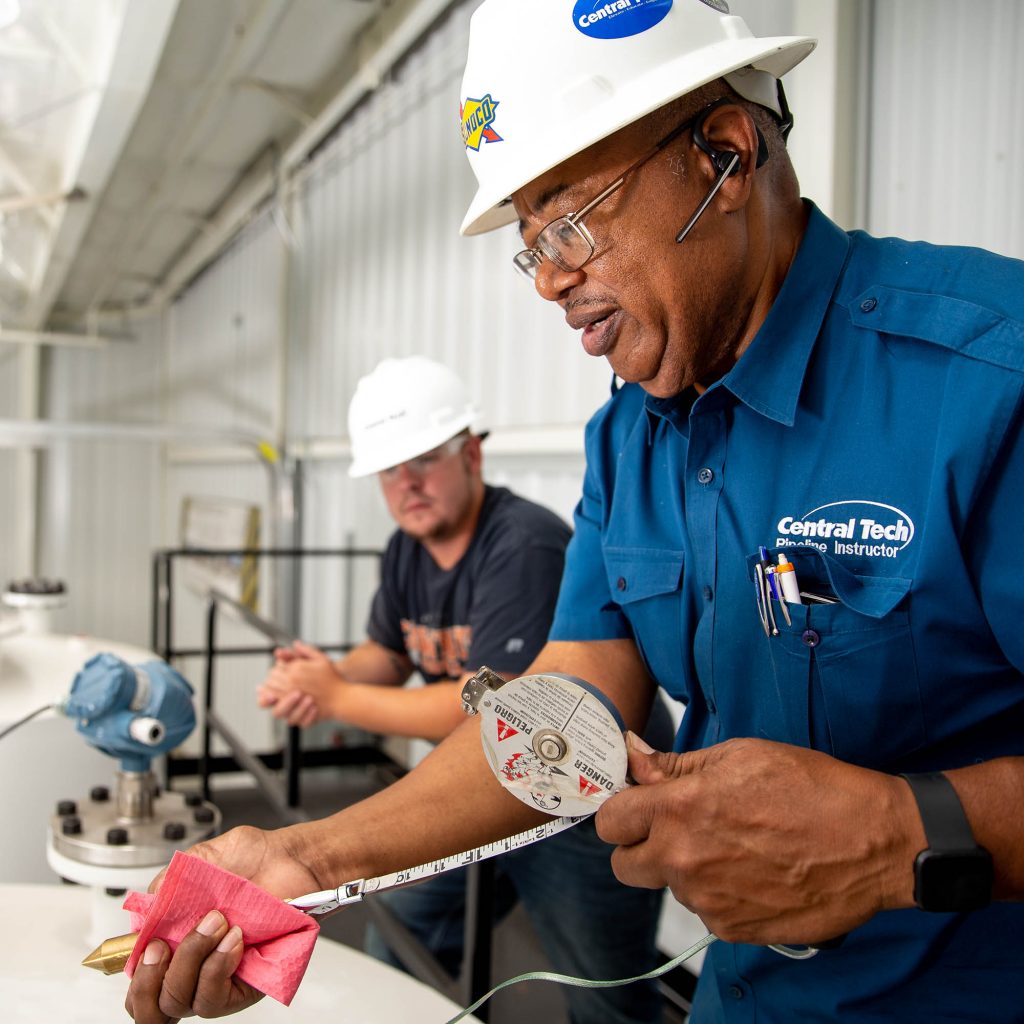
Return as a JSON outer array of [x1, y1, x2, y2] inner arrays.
[[461, 94, 502, 151], [573, 0, 674, 40]]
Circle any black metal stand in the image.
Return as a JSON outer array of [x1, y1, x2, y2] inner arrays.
[[151, 546, 388, 808]]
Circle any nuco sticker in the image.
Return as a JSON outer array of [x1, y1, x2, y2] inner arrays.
[[461, 94, 502, 151]]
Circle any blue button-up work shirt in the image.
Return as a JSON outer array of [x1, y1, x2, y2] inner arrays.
[[551, 204, 1024, 1022]]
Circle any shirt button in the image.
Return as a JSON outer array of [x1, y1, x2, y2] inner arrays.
[[729, 984, 744, 1000], [801, 629, 821, 648], [616, 576, 627, 592], [860, 297, 878, 313], [702, 585, 714, 601], [697, 467, 714, 484]]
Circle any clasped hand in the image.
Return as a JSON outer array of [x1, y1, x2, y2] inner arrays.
[[255, 641, 344, 728]]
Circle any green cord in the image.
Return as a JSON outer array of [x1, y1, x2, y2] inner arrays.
[[444, 932, 718, 1023]]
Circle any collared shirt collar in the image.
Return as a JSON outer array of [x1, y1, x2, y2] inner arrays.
[[721, 202, 851, 425]]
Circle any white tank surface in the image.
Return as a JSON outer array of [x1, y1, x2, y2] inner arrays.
[[0, 633, 163, 884]]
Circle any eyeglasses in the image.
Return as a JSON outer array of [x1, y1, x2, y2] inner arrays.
[[513, 105, 714, 281], [379, 434, 468, 482]]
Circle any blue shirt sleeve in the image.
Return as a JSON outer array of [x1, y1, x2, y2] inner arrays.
[[550, 403, 634, 643], [965, 391, 1024, 672]]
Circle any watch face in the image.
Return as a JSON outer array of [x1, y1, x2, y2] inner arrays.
[[915, 850, 994, 913]]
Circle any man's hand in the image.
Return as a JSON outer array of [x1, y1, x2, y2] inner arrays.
[[256, 641, 342, 727], [124, 826, 322, 1021], [596, 735, 923, 946]]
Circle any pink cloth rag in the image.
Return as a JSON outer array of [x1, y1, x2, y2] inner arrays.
[[123, 850, 320, 1005]]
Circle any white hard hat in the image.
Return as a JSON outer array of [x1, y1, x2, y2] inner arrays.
[[348, 357, 483, 477], [459, 0, 816, 236]]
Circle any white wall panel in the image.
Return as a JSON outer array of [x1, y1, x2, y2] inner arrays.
[[295, 461, 385, 650], [0, 344, 21, 415], [867, 0, 1024, 257], [36, 317, 165, 644], [166, 210, 284, 435], [0, 344, 24, 590]]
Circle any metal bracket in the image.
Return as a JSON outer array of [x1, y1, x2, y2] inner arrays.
[[460, 665, 506, 716]]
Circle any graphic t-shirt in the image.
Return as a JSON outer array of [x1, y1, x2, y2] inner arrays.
[[367, 486, 571, 682]]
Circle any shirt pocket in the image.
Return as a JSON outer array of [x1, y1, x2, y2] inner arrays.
[[604, 547, 685, 693], [750, 548, 924, 768]]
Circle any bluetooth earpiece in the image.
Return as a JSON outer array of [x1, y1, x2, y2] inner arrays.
[[674, 101, 769, 244], [691, 103, 769, 175]]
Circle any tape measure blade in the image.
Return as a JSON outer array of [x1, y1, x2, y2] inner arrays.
[[357, 816, 585, 901]]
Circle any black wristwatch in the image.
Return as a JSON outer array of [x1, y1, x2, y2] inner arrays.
[[901, 772, 993, 912]]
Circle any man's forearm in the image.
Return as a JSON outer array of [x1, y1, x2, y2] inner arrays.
[[333, 639, 411, 687], [327, 679, 466, 741], [944, 756, 1024, 901], [283, 637, 655, 892], [283, 714, 547, 889]]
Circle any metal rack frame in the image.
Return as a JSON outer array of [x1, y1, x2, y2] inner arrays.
[[150, 546, 390, 811]]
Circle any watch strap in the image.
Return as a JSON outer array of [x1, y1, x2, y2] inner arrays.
[[900, 772, 976, 849]]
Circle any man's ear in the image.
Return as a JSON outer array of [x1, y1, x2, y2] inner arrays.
[[463, 433, 484, 475], [693, 103, 768, 179]]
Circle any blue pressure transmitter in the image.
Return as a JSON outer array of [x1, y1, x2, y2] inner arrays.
[[62, 653, 196, 773]]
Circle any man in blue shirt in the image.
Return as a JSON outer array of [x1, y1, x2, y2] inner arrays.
[[124, 4, 1024, 1022], [455, 2, 1024, 1021]]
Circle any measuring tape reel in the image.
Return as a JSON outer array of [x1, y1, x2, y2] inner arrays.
[[462, 667, 629, 818]]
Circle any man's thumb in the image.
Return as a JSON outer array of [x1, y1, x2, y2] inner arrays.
[[625, 730, 694, 784]]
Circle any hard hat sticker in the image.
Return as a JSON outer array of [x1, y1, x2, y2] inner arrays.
[[573, 0, 673, 41], [461, 94, 503, 151]]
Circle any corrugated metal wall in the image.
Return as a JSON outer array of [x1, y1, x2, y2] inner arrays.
[[36, 317, 165, 640], [0, 344, 24, 589], [867, 0, 1024, 257]]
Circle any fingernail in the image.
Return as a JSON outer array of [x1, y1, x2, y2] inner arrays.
[[216, 925, 243, 954], [197, 909, 225, 936], [143, 941, 163, 965], [625, 730, 655, 755]]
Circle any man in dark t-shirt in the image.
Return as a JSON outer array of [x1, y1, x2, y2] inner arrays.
[[257, 357, 666, 1024], [256, 357, 571, 742]]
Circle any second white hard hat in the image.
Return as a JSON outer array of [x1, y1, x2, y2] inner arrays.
[[459, 0, 816, 236], [348, 357, 483, 477]]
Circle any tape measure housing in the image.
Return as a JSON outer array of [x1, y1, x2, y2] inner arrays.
[[475, 671, 629, 817]]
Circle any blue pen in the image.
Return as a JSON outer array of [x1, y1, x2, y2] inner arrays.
[[755, 547, 779, 636], [758, 545, 790, 628], [759, 546, 780, 600]]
